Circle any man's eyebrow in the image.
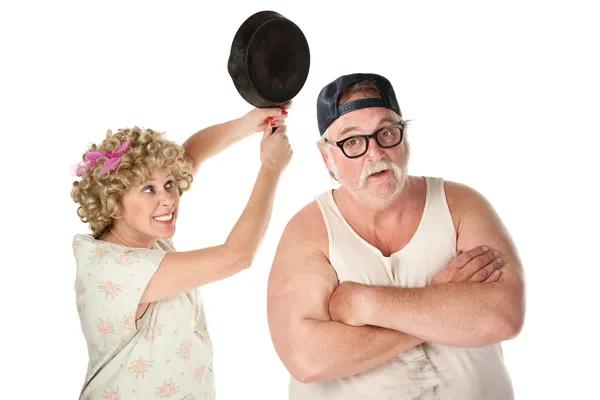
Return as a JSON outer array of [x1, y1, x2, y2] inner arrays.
[[336, 118, 400, 138], [337, 126, 360, 138], [379, 117, 399, 126]]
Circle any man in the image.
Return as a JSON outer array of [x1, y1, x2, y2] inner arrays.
[[267, 73, 525, 399]]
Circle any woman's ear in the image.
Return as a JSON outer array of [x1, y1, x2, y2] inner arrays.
[[112, 203, 124, 220]]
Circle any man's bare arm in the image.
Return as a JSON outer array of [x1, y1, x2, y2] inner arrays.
[[349, 182, 526, 347], [266, 204, 423, 383]]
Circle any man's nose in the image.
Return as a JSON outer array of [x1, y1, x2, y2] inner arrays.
[[365, 137, 385, 159]]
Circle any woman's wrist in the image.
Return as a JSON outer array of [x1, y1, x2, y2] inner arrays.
[[258, 163, 283, 181], [235, 114, 258, 137]]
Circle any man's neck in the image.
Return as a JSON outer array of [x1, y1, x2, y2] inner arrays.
[[334, 175, 418, 228]]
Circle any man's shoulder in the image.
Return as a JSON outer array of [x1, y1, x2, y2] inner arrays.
[[285, 200, 325, 235], [279, 198, 329, 250], [441, 179, 495, 223], [442, 179, 488, 202]]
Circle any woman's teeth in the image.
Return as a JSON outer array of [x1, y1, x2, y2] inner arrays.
[[153, 213, 173, 222]]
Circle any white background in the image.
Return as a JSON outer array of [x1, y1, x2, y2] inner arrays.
[[1, 0, 599, 399]]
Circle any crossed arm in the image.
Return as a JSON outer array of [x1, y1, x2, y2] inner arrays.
[[266, 206, 423, 383], [267, 182, 525, 382], [329, 182, 525, 347]]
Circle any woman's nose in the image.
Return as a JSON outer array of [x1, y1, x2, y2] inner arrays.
[[159, 190, 175, 207]]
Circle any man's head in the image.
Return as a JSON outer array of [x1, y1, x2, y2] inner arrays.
[[316, 73, 410, 207]]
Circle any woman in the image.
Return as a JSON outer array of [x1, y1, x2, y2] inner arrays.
[[71, 105, 291, 400]]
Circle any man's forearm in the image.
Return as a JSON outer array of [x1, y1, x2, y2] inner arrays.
[[361, 282, 522, 347], [290, 319, 422, 382]]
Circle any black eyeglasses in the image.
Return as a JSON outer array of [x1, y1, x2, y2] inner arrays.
[[324, 122, 405, 159]]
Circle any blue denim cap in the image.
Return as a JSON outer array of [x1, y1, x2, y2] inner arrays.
[[316, 73, 402, 136]]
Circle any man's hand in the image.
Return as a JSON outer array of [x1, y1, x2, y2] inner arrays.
[[328, 281, 369, 327], [432, 245, 504, 285]]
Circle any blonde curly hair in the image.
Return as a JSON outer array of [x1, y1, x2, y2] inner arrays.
[[71, 127, 193, 238]]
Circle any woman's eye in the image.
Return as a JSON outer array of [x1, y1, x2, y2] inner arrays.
[[142, 186, 154, 193], [166, 180, 175, 189]]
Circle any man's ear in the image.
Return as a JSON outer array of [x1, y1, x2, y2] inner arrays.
[[319, 146, 339, 182], [317, 137, 340, 182], [318, 146, 330, 170]]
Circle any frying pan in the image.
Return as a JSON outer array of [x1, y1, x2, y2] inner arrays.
[[227, 10, 310, 111]]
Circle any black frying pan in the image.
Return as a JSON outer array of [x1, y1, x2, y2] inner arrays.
[[227, 10, 310, 109]]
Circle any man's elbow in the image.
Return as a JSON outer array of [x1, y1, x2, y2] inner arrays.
[[292, 370, 318, 384], [488, 303, 525, 343], [502, 308, 525, 340], [284, 351, 323, 384], [274, 341, 331, 384], [484, 282, 526, 342]]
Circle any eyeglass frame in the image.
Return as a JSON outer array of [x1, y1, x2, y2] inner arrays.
[[322, 122, 405, 159]]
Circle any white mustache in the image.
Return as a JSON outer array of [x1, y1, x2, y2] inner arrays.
[[359, 160, 404, 187]]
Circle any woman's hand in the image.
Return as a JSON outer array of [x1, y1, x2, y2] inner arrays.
[[260, 120, 292, 174], [241, 102, 291, 134]]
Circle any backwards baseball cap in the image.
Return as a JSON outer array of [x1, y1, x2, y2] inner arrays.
[[316, 73, 402, 136]]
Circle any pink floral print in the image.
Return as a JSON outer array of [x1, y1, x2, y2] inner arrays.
[[193, 365, 207, 381], [128, 357, 154, 378], [156, 379, 180, 398], [101, 387, 120, 400], [121, 312, 136, 332], [176, 340, 193, 361], [73, 234, 214, 398], [96, 317, 115, 337], [144, 319, 165, 341], [98, 280, 123, 299], [75, 278, 87, 296], [93, 244, 110, 258], [114, 251, 140, 265]]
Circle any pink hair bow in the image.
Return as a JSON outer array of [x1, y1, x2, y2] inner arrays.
[[71, 140, 131, 176]]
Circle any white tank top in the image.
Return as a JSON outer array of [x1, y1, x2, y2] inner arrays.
[[288, 177, 514, 400]]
